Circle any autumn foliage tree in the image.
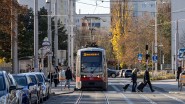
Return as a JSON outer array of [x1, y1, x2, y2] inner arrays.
[[110, 0, 132, 68], [110, 1, 171, 69], [0, 0, 26, 63]]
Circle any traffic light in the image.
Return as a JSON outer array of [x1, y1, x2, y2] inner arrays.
[[146, 54, 150, 60], [146, 44, 148, 50]]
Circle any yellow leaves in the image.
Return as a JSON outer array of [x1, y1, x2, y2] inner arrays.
[[110, 1, 133, 66], [0, 57, 5, 64]]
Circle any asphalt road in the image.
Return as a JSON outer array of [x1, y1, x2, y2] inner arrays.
[[43, 78, 185, 104]]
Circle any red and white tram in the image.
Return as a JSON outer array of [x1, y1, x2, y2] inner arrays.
[[75, 47, 108, 90]]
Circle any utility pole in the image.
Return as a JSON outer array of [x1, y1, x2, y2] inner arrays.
[[69, 0, 74, 73], [11, 0, 18, 74], [154, 1, 158, 72], [34, 0, 39, 72], [46, 0, 52, 73], [54, 0, 58, 68], [146, 44, 149, 71], [175, 20, 179, 77]]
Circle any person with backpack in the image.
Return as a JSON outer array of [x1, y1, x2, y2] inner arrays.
[[64, 67, 73, 90]]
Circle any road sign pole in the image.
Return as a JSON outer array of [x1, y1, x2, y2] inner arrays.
[[146, 44, 149, 71]]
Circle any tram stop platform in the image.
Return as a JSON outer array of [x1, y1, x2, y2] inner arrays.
[[50, 81, 75, 95], [51, 86, 75, 95]]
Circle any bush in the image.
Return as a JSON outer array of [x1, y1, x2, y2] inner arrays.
[[137, 70, 175, 80]]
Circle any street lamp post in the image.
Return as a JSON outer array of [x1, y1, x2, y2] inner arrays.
[[34, 0, 39, 72], [46, 0, 52, 75], [54, 0, 58, 68]]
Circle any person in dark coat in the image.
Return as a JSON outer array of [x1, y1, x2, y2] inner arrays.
[[177, 66, 182, 80], [64, 67, 72, 89], [131, 68, 138, 92], [177, 66, 182, 87], [143, 70, 155, 92], [48, 72, 53, 85], [53, 72, 59, 87]]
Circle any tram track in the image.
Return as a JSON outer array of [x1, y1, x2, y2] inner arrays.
[[75, 91, 111, 104], [75, 91, 83, 104]]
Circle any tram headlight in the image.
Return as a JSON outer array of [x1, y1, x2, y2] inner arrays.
[[81, 75, 87, 78], [97, 75, 102, 78]]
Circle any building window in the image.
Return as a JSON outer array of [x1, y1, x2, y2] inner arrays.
[[151, 12, 155, 17], [142, 3, 147, 8], [133, 12, 137, 17], [92, 23, 100, 28], [150, 3, 155, 8]]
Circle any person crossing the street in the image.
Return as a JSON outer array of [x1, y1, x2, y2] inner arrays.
[[143, 69, 155, 92], [64, 67, 73, 90], [131, 68, 138, 92]]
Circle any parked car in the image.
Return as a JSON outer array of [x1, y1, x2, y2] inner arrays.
[[107, 68, 119, 78], [119, 69, 125, 77], [24, 73, 44, 103], [31, 72, 50, 100], [123, 69, 132, 78], [13, 73, 39, 104], [0, 71, 19, 104], [8, 74, 26, 104]]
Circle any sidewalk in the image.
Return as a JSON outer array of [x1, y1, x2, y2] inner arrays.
[[152, 79, 185, 94], [50, 82, 75, 95]]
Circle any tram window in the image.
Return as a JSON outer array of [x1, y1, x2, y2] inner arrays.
[[82, 62, 101, 67]]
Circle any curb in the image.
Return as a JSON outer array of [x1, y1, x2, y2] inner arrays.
[[54, 90, 75, 95], [50, 88, 75, 95]]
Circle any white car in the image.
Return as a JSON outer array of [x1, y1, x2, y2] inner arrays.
[[0, 71, 19, 104]]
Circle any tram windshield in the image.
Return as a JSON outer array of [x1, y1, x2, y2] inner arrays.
[[81, 51, 102, 73]]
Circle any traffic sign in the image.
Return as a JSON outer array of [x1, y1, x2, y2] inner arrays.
[[152, 55, 158, 63], [138, 53, 142, 61], [178, 48, 185, 59]]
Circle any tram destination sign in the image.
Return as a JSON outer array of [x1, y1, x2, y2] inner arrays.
[[83, 52, 100, 57]]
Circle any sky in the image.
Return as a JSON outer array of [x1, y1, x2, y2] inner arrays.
[[76, 0, 110, 14]]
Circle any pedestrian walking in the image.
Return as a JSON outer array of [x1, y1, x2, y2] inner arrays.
[[143, 69, 155, 92], [131, 68, 138, 92], [53, 72, 59, 87], [54, 66, 60, 86], [59, 66, 66, 90], [177, 66, 182, 87], [48, 72, 53, 85], [64, 67, 72, 90]]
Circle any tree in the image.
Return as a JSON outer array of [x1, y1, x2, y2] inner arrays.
[[157, 1, 171, 64], [110, 0, 132, 68], [18, 8, 34, 57], [18, 7, 67, 58], [0, 0, 26, 34], [0, 1, 26, 63], [110, 1, 171, 69]]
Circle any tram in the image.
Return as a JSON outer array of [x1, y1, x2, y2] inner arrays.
[[75, 46, 108, 90]]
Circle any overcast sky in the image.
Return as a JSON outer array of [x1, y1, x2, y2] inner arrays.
[[76, 0, 110, 14]]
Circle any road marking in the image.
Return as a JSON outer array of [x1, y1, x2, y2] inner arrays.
[[139, 94, 157, 104], [110, 83, 133, 104], [159, 92, 185, 104], [111, 83, 121, 92], [120, 93, 134, 104], [103, 91, 110, 104]]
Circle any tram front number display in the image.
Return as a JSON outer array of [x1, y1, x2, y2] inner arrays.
[[83, 53, 100, 57]]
